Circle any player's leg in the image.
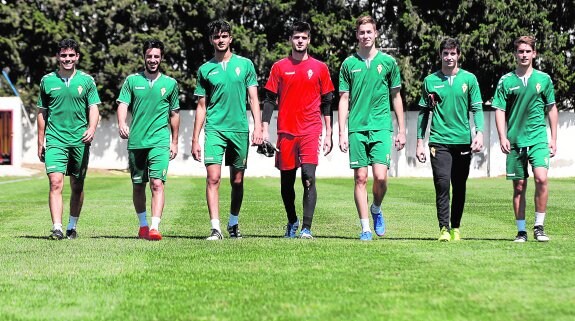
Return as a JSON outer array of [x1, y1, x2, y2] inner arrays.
[[129, 149, 149, 239], [225, 132, 249, 238], [348, 131, 371, 240], [204, 131, 227, 240], [298, 134, 320, 238], [44, 146, 68, 240], [507, 148, 529, 242], [449, 147, 471, 240], [280, 169, 298, 231], [530, 143, 551, 241], [430, 144, 452, 241], [66, 145, 89, 239], [369, 130, 392, 237], [147, 146, 170, 240]]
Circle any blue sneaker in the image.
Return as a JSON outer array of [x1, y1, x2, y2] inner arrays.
[[372, 210, 386, 236], [299, 228, 313, 239], [360, 231, 373, 241], [284, 220, 299, 238]]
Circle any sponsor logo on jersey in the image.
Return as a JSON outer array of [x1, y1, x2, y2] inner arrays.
[[536, 83, 542, 93], [135, 86, 146, 90], [235, 67, 241, 76], [285, 71, 295, 75], [377, 64, 383, 74], [510, 86, 520, 91], [208, 71, 219, 76], [161, 88, 166, 96], [351, 69, 362, 73], [50, 87, 62, 91], [462, 84, 468, 93], [307, 69, 313, 79], [77, 86, 83, 95], [430, 147, 436, 158], [434, 85, 444, 89]]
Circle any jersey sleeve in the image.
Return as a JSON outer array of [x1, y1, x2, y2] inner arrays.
[[86, 78, 101, 107], [320, 63, 335, 95], [117, 77, 133, 105], [245, 60, 258, 88], [542, 75, 556, 106], [194, 69, 207, 97], [264, 63, 279, 94], [388, 58, 402, 89], [338, 60, 350, 92], [169, 81, 180, 111], [37, 78, 48, 109], [418, 78, 430, 108], [468, 74, 484, 132], [491, 78, 507, 111]]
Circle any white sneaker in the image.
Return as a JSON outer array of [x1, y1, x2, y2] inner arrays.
[[206, 229, 223, 240]]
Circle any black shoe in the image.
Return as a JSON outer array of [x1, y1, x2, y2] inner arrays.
[[227, 224, 242, 238], [533, 225, 550, 242], [206, 229, 223, 241], [66, 229, 77, 240], [514, 231, 528, 243], [48, 229, 64, 240]]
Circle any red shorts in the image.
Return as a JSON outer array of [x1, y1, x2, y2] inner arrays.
[[275, 133, 321, 170]]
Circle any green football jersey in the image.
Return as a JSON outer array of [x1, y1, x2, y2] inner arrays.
[[194, 54, 258, 133], [338, 51, 401, 132], [117, 72, 180, 149], [37, 70, 101, 147], [492, 69, 555, 147], [417, 69, 484, 145]]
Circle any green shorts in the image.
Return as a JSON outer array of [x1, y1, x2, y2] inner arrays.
[[128, 147, 170, 183], [44, 145, 90, 181], [204, 131, 249, 169], [348, 130, 392, 169], [506, 142, 550, 180]]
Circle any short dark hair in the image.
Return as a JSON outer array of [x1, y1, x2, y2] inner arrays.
[[142, 39, 165, 56], [290, 21, 311, 36], [207, 19, 232, 37], [56, 39, 79, 55], [439, 37, 461, 55], [513, 35, 536, 52]]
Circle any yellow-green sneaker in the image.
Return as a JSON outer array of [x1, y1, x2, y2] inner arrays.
[[438, 227, 451, 242], [451, 228, 461, 241]]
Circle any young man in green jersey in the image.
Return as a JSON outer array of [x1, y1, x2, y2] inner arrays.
[[192, 20, 263, 240], [416, 38, 484, 242], [117, 39, 180, 241], [492, 36, 558, 242], [37, 39, 101, 240], [338, 16, 406, 241]]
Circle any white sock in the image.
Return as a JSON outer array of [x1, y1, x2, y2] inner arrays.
[[150, 217, 161, 230], [137, 211, 148, 227], [211, 219, 221, 232], [360, 219, 371, 232], [516, 219, 526, 232], [67, 216, 78, 230], [535, 212, 546, 226], [370, 204, 381, 214], [53, 223, 63, 231], [228, 213, 239, 226]]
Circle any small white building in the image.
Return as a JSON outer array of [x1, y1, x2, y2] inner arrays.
[[0, 96, 25, 167]]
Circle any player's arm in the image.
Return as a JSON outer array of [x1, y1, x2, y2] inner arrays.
[[191, 96, 206, 162], [169, 109, 180, 160], [494, 109, 510, 154], [82, 105, 100, 143], [416, 108, 430, 163], [262, 89, 277, 143], [321, 92, 334, 156], [117, 102, 130, 139], [391, 87, 406, 150], [337, 92, 349, 153], [247, 86, 263, 146], [470, 102, 484, 153], [547, 103, 558, 157], [37, 108, 47, 162]]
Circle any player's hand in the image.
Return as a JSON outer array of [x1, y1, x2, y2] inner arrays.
[[191, 141, 202, 162], [416, 144, 426, 163], [471, 132, 484, 153], [169, 142, 178, 160], [251, 126, 263, 146], [339, 132, 348, 153], [38, 145, 45, 163], [395, 132, 406, 151], [119, 124, 130, 139], [549, 139, 557, 158], [499, 138, 511, 154], [81, 128, 95, 143], [323, 135, 333, 156]]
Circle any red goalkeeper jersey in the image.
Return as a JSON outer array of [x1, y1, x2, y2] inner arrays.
[[265, 56, 334, 136]]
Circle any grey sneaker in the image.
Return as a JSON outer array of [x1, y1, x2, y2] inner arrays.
[[206, 229, 223, 241], [533, 225, 550, 242], [227, 224, 242, 239], [514, 231, 528, 243], [48, 229, 64, 240]]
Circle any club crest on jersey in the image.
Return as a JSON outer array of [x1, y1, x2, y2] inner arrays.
[[377, 64, 383, 74], [462, 84, 468, 93], [235, 67, 241, 76], [307, 69, 313, 79], [431, 147, 436, 158], [161, 88, 166, 96], [77, 86, 83, 95], [536, 83, 541, 93]]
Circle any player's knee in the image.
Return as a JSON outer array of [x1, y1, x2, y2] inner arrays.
[[150, 179, 164, 192], [301, 169, 316, 188]]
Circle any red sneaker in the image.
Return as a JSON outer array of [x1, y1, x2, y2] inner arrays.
[[138, 226, 149, 239], [148, 228, 162, 241]]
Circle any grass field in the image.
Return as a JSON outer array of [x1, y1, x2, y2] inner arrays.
[[0, 174, 573, 321]]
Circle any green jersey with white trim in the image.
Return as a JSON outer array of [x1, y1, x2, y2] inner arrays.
[[194, 54, 258, 133], [37, 70, 101, 147], [338, 51, 401, 132], [117, 72, 180, 149], [491, 69, 555, 147], [417, 69, 484, 145]]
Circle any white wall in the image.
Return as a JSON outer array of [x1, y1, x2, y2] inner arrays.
[[20, 110, 575, 178], [0, 97, 24, 167]]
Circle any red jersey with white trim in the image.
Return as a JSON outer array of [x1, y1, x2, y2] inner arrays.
[[265, 56, 334, 136]]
